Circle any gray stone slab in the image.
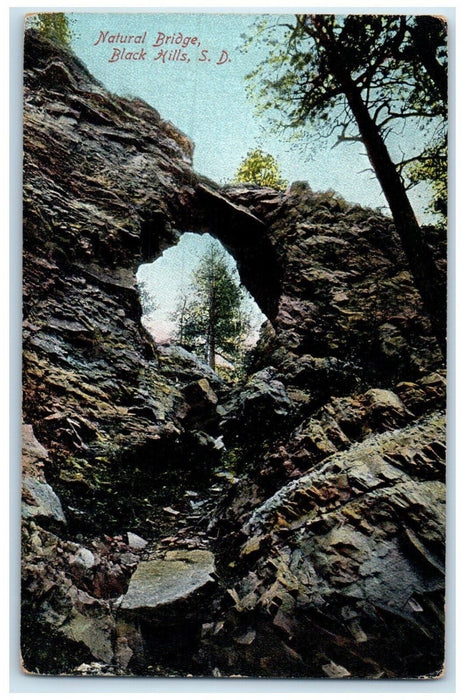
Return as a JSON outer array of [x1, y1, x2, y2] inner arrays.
[[121, 549, 215, 612]]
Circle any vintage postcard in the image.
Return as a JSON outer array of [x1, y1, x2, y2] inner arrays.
[[21, 11, 448, 678]]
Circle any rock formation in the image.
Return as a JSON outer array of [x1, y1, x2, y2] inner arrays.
[[21, 30, 446, 678]]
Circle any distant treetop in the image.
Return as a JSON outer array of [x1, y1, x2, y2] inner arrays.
[[233, 148, 288, 190]]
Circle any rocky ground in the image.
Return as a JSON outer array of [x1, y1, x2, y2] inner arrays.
[[21, 30, 447, 679]]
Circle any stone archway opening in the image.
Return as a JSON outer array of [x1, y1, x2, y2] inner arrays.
[[136, 231, 268, 377]]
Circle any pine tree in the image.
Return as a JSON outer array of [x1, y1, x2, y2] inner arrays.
[[138, 279, 158, 316], [172, 242, 250, 371]]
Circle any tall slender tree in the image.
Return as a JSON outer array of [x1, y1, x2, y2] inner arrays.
[[245, 14, 447, 355], [172, 242, 250, 371]]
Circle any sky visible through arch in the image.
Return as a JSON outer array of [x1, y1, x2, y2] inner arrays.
[[137, 233, 267, 344]]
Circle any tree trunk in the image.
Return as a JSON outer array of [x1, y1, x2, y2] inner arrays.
[[207, 283, 216, 370], [208, 334, 216, 371], [327, 50, 447, 357]]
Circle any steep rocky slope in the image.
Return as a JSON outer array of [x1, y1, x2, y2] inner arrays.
[[21, 30, 446, 678]]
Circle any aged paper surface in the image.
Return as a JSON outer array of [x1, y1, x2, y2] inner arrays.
[[21, 11, 447, 678]]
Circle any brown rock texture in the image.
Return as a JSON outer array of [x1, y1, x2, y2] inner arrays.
[[21, 30, 446, 678]]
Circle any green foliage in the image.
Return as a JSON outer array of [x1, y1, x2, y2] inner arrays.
[[401, 16, 447, 118], [243, 14, 447, 218], [138, 278, 158, 315], [407, 136, 447, 223], [172, 241, 251, 371], [37, 13, 72, 48], [233, 148, 288, 190]]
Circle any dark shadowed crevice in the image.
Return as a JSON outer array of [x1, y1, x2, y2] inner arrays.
[[140, 212, 178, 263]]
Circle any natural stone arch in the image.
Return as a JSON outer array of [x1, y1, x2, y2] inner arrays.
[[138, 183, 282, 323]]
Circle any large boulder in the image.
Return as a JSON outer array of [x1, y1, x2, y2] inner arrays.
[[117, 549, 216, 670], [220, 368, 292, 442], [200, 411, 446, 678]]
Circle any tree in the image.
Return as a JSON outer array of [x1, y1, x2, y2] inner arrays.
[[392, 16, 447, 222], [137, 278, 158, 316], [407, 136, 447, 223], [172, 242, 250, 371], [233, 148, 288, 190], [173, 291, 190, 347], [245, 14, 447, 355], [37, 13, 72, 48]]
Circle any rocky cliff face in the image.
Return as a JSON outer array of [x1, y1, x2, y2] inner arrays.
[[21, 30, 446, 678]]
